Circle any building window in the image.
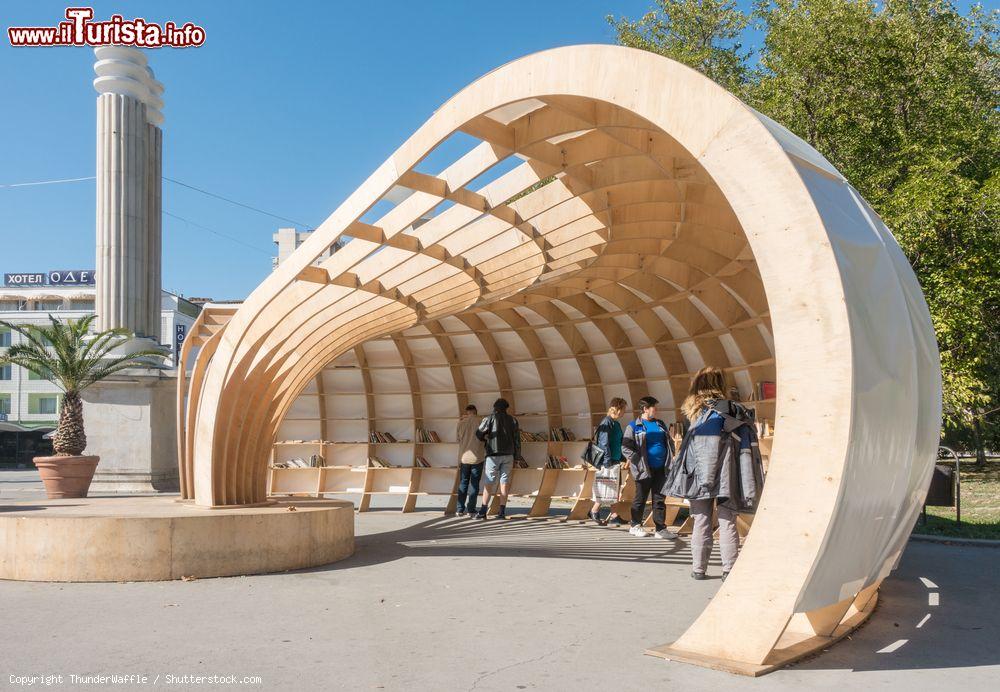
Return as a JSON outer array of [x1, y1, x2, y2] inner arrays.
[[28, 394, 59, 416], [28, 367, 53, 381], [32, 300, 63, 312], [70, 299, 95, 311], [0, 327, 10, 347], [0, 300, 26, 311], [0, 364, 11, 381], [0, 394, 10, 415]]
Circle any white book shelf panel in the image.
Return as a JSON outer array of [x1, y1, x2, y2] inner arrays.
[[286, 395, 321, 420], [408, 336, 446, 365], [635, 347, 667, 377], [373, 393, 414, 421], [420, 445, 460, 466], [421, 393, 458, 418], [373, 445, 415, 467], [593, 352, 628, 383], [327, 393, 366, 418], [574, 321, 613, 353], [506, 360, 543, 388], [321, 368, 363, 392], [462, 364, 500, 392], [550, 357, 586, 385], [513, 389, 547, 416], [328, 420, 369, 443], [535, 326, 573, 357], [416, 366, 455, 391], [273, 444, 321, 465], [370, 368, 409, 392], [361, 338, 405, 367], [325, 443, 369, 465], [449, 332, 490, 362], [277, 418, 321, 442]]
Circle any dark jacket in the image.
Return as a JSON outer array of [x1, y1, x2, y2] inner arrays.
[[663, 399, 764, 510], [593, 415, 623, 468], [476, 411, 521, 458], [621, 416, 675, 481]]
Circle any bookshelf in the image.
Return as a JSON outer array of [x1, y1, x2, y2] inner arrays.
[[268, 332, 777, 516]]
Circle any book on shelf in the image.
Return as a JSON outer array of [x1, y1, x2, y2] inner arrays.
[[545, 455, 570, 469], [415, 428, 441, 443], [519, 430, 547, 442], [548, 428, 577, 442], [752, 381, 776, 400], [513, 457, 530, 469], [367, 456, 395, 468], [413, 455, 431, 468]]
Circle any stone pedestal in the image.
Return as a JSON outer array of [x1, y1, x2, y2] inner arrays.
[[82, 370, 178, 493]]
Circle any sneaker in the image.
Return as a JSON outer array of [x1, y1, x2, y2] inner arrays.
[[474, 509, 487, 520], [653, 529, 675, 540], [607, 515, 623, 527], [456, 510, 467, 518], [721, 571, 730, 582], [497, 509, 507, 520], [588, 511, 606, 526], [691, 571, 706, 580], [628, 525, 647, 537]]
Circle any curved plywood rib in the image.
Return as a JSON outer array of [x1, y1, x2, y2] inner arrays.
[[181, 45, 940, 672]]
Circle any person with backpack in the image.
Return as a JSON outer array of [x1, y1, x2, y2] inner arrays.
[[621, 396, 676, 538], [474, 398, 521, 520], [664, 366, 765, 581], [586, 397, 628, 526]]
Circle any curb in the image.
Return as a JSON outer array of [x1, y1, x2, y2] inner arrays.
[[910, 533, 1000, 548]]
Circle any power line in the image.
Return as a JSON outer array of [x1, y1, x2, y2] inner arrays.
[[163, 176, 313, 228], [0, 175, 95, 188], [163, 210, 273, 256]]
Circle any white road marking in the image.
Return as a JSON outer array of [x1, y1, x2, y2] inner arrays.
[[917, 613, 931, 628], [877, 639, 909, 653], [920, 577, 938, 589], [928, 592, 939, 606]]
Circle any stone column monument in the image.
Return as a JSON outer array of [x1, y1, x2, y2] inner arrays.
[[86, 47, 178, 492], [93, 46, 163, 339]]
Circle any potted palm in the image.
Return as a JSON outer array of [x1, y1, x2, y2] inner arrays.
[[0, 315, 165, 498]]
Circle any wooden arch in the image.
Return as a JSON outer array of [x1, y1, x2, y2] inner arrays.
[[179, 46, 940, 673]]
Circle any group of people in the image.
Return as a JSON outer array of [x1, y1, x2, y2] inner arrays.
[[453, 366, 765, 580]]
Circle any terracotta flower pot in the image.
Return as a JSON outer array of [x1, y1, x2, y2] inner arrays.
[[33, 455, 100, 499]]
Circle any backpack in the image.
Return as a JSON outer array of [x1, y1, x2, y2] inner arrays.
[[665, 399, 766, 512]]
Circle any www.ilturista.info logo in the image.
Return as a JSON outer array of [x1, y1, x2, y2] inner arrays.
[[8, 7, 206, 48]]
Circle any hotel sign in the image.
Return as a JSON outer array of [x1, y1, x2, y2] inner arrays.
[[4, 270, 96, 287]]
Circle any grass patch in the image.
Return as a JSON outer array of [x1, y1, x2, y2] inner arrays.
[[914, 458, 1000, 540]]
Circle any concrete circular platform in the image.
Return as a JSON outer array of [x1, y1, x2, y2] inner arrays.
[[0, 496, 354, 582]]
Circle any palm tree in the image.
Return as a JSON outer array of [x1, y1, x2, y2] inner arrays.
[[0, 315, 165, 456]]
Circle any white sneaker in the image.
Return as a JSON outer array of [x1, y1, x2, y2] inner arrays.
[[629, 525, 648, 537], [653, 529, 675, 540]]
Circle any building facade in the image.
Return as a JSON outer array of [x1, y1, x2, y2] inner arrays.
[[0, 282, 199, 466]]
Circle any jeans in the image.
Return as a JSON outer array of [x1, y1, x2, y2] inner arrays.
[[631, 465, 667, 530], [456, 462, 483, 513], [690, 498, 739, 574]]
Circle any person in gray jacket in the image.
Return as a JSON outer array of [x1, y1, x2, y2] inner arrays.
[[665, 366, 763, 580], [621, 396, 676, 538]]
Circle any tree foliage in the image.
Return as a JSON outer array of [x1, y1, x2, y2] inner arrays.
[[609, 0, 1000, 453], [0, 315, 165, 455]]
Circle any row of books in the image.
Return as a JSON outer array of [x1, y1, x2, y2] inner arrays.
[[415, 428, 442, 443], [549, 428, 577, 441], [513, 458, 530, 469], [369, 431, 409, 443], [414, 455, 431, 468], [546, 455, 571, 469], [519, 430, 548, 442], [752, 381, 777, 400], [367, 456, 395, 468]]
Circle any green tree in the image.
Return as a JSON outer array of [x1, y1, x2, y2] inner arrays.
[[607, 0, 752, 94], [0, 315, 165, 456], [609, 0, 1000, 460]]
